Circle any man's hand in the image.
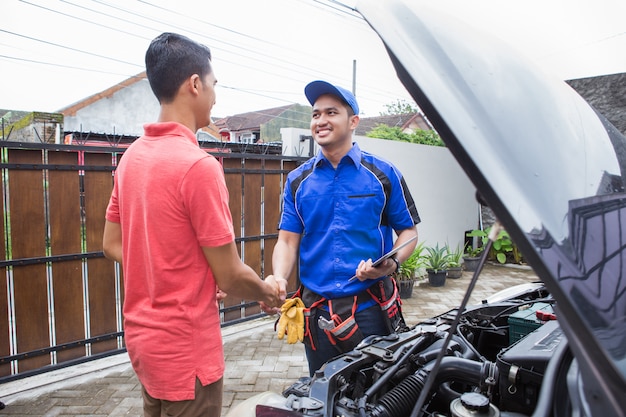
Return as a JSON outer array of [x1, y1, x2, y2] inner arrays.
[[261, 280, 282, 310], [260, 275, 288, 314], [216, 286, 227, 301], [277, 297, 305, 344], [354, 258, 397, 281]]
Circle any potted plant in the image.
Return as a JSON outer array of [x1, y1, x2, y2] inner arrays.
[[424, 243, 450, 287], [395, 242, 426, 299], [464, 229, 488, 272], [489, 228, 524, 264], [446, 243, 464, 279], [465, 226, 525, 268]]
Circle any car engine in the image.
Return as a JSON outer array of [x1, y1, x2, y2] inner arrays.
[[253, 283, 570, 417]]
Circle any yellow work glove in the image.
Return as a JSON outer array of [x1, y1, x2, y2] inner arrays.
[[277, 297, 305, 344]]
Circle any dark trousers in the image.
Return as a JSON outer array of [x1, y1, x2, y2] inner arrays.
[[304, 304, 389, 376]]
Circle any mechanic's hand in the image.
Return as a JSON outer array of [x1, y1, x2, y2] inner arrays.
[[354, 258, 397, 281], [277, 297, 305, 344], [261, 275, 288, 314]]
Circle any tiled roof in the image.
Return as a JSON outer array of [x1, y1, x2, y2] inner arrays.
[[355, 112, 430, 136], [215, 104, 297, 132], [0, 110, 31, 123]]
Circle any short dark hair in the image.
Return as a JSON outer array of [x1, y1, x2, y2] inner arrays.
[[145, 32, 213, 103]]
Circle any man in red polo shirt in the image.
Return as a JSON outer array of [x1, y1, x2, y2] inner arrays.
[[102, 32, 283, 417]]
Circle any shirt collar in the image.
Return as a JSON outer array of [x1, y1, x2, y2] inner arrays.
[[144, 122, 199, 147], [314, 142, 362, 169]]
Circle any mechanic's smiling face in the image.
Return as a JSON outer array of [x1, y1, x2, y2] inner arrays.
[[310, 94, 359, 156]]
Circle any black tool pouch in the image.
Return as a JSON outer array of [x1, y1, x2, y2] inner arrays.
[[325, 296, 363, 352], [368, 277, 409, 333], [301, 286, 325, 351]]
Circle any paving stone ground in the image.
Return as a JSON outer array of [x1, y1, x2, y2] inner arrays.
[[0, 263, 539, 416]]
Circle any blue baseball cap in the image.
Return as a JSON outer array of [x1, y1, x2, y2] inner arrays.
[[304, 80, 359, 115]]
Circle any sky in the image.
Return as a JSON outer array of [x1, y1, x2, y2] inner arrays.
[[2, 0, 625, 119]]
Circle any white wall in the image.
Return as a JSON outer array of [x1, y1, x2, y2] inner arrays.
[[64, 79, 159, 136], [280, 128, 479, 251]]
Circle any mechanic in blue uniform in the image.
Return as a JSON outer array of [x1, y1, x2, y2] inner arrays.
[[267, 80, 421, 376]]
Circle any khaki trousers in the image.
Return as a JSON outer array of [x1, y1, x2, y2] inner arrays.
[[142, 377, 223, 417]]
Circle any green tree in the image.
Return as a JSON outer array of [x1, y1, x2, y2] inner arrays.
[[380, 99, 419, 116], [366, 124, 445, 147], [412, 129, 445, 147], [366, 125, 412, 142]]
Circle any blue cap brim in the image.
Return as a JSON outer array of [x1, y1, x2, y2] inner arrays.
[[304, 80, 359, 115]]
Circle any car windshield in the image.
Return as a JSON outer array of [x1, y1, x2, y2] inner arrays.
[[356, 0, 626, 381]]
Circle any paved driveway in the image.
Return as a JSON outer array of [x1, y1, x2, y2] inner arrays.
[[0, 263, 539, 416]]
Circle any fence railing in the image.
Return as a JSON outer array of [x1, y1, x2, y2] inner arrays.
[[0, 140, 303, 383]]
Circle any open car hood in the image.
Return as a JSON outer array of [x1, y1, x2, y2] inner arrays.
[[357, 0, 626, 414]]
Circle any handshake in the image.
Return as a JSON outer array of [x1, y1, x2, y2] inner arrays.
[[260, 275, 288, 311], [259, 276, 304, 344]]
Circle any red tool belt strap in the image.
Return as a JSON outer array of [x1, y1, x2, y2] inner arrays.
[[298, 277, 406, 352], [367, 278, 400, 321]]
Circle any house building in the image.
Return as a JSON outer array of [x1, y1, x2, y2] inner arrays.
[[60, 72, 310, 145], [214, 104, 310, 144], [60, 72, 156, 137], [2, 72, 624, 149], [61, 71, 221, 146], [0, 110, 63, 143], [214, 107, 434, 148], [355, 112, 432, 136]]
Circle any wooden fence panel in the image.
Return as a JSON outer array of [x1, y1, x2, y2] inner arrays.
[[83, 152, 119, 354], [8, 149, 50, 372], [224, 157, 243, 238], [47, 151, 85, 363], [243, 158, 262, 315], [264, 159, 282, 233], [222, 157, 244, 323], [266, 160, 300, 292]]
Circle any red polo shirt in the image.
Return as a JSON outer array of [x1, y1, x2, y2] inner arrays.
[[106, 122, 234, 401]]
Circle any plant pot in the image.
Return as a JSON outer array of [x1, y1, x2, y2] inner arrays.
[[397, 279, 415, 299], [427, 269, 447, 287], [463, 256, 481, 272], [447, 266, 463, 279]]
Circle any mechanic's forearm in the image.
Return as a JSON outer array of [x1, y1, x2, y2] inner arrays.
[[395, 227, 418, 264], [271, 239, 297, 282]]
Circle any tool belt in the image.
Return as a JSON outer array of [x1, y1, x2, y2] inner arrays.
[[295, 277, 408, 353]]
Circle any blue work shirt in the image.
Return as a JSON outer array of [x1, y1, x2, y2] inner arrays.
[[278, 142, 420, 299]]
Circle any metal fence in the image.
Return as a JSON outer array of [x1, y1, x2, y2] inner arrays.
[[0, 140, 302, 383]]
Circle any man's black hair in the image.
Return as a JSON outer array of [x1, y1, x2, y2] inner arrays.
[[145, 32, 212, 103]]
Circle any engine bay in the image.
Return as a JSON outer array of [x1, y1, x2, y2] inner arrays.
[[260, 284, 569, 417]]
